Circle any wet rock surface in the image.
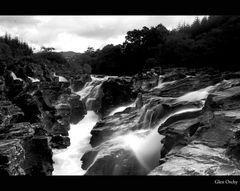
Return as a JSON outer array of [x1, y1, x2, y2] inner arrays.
[[3, 61, 240, 176], [149, 76, 240, 175], [99, 77, 137, 116], [79, 76, 137, 117], [81, 67, 240, 175], [70, 74, 91, 92]]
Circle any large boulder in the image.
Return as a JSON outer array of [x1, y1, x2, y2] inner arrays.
[[49, 135, 70, 149], [84, 149, 148, 175], [68, 94, 86, 124], [99, 77, 137, 116], [21, 136, 53, 176]]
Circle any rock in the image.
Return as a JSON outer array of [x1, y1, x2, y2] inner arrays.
[[0, 101, 24, 127], [162, 72, 186, 83], [0, 122, 54, 176], [89, 121, 115, 148], [4, 70, 25, 99], [135, 93, 143, 109], [70, 74, 91, 92], [207, 86, 240, 110], [222, 71, 240, 80], [85, 88, 103, 113], [13, 93, 42, 123], [154, 74, 221, 98], [81, 150, 98, 170], [3, 63, 240, 176], [150, 80, 240, 175], [0, 66, 86, 175], [99, 77, 136, 116], [82, 68, 240, 176], [149, 143, 240, 175], [85, 149, 148, 175], [0, 139, 25, 175], [21, 137, 53, 176], [138, 102, 167, 129], [0, 76, 6, 99], [50, 135, 70, 149], [133, 71, 159, 91], [0, 62, 7, 76], [0, 54, 91, 176], [68, 94, 86, 124], [0, 122, 35, 140], [159, 110, 203, 132]]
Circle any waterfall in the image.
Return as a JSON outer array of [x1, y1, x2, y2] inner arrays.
[[52, 111, 99, 175], [118, 107, 204, 171], [52, 72, 219, 175], [151, 75, 176, 90], [176, 85, 215, 103], [52, 75, 108, 175], [108, 102, 135, 116], [114, 85, 214, 172], [75, 75, 109, 101]]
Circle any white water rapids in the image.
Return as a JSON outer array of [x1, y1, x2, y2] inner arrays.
[[52, 74, 217, 175], [52, 111, 98, 175], [52, 75, 108, 175], [107, 84, 216, 172], [116, 107, 204, 171]]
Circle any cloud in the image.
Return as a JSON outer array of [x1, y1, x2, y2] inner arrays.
[[0, 16, 205, 52], [0, 16, 40, 27]]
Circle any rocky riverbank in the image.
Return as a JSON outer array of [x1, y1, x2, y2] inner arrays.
[[2, 62, 240, 176], [80, 67, 240, 175], [0, 60, 88, 175]]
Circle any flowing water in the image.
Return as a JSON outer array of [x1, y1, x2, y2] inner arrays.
[[117, 107, 204, 172], [176, 85, 215, 103], [52, 111, 99, 175], [151, 76, 176, 90], [108, 102, 136, 116], [108, 85, 215, 172], [52, 75, 108, 175], [52, 74, 218, 175]]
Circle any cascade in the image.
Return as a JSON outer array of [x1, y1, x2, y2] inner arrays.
[[52, 75, 108, 175]]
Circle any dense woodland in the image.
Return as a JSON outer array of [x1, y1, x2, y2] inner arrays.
[[1, 15, 240, 76]]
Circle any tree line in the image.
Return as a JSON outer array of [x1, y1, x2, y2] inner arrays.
[[1, 16, 240, 76], [68, 15, 240, 75]]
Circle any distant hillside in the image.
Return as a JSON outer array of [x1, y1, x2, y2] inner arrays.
[[59, 51, 80, 60], [59, 51, 92, 74]]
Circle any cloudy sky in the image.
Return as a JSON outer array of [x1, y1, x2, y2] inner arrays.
[[0, 16, 205, 53]]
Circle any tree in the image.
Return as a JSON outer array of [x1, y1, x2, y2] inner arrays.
[[84, 47, 95, 54], [40, 46, 55, 52], [0, 33, 33, 57], [0, 42, 12, 61]]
